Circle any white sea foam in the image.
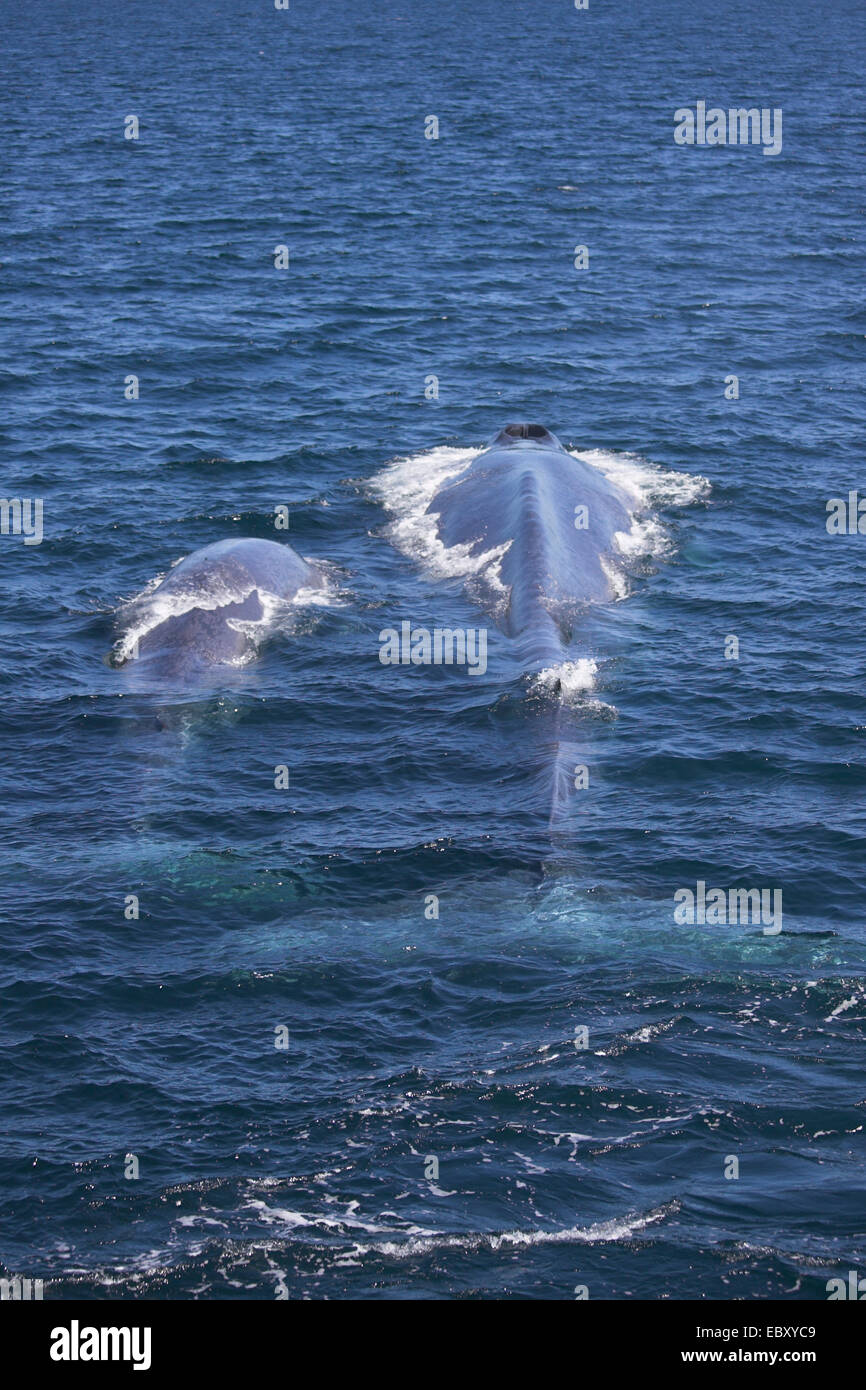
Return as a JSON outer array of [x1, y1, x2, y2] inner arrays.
[[599, 555, 630, 601], [370, 444, 511, 595], [365, 1200, 677, 1259], [826, 992, 864, 1022], [292, 559, 349, 609], [573, 446, 710, 511], [570, 447, 710, 588], [241, 1194, 677, 1260], [532, 657, 599, 697]]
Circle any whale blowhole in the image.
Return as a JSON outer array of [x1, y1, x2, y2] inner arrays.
[[502, 423, 555, 442]]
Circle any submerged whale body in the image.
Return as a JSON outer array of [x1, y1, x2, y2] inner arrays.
[[425, 423, 633, 671], [116, 537, 321, 680]]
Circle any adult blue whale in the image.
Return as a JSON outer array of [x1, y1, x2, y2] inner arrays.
[[115, 537, 323, 680], [425, 423, 633, 672], [423, 423, 636, 823]]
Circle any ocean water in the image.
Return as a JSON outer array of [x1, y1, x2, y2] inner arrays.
[[1, 0, 864, 1300]]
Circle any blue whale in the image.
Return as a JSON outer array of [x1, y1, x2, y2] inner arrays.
[[423, 423, 636, 823], [115, 537, 322, 681], [425, 423, 633, 671]]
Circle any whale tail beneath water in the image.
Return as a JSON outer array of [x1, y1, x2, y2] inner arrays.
[[535, 699, 587, 830]]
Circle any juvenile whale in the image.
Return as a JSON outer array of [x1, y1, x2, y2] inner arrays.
[[115, 537, 323, 680], [424, 423, 633, 671]]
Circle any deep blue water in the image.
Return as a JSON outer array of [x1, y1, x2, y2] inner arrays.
[[1, 0, 864, 1300]]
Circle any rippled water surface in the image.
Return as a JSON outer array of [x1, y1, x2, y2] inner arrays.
[[1, 0, 864, 1299]]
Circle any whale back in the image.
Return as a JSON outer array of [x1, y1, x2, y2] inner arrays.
[[423, 433, 634, 825], [119, 538, 317, 680], [153, 537, 313, 607], [425, 437, 633, 659]]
